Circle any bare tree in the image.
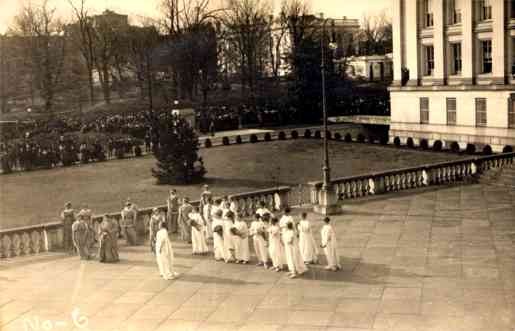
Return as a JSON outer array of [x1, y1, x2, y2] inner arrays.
[[67, 0, 96, 105], [222, 0, 272, 103], [12, 0, 67, 113], [358, 11, 392, 55]]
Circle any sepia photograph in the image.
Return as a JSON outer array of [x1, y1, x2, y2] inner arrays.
[[0, 0, 514, 330]]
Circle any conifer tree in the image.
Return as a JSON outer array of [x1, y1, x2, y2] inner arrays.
[[151, 117, 205, 184]]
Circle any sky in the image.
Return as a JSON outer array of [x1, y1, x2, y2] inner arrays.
[[0, 0, 390, 33]]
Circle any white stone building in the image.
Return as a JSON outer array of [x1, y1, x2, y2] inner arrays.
[[389, 0, 515, 152], [339, 53, 393, 81]]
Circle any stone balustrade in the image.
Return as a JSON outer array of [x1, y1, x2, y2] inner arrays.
[[309, 152, 514, 204], [228, 186, 290, 218], [1, 186, 290, 259], [0, 222, 63, 258]]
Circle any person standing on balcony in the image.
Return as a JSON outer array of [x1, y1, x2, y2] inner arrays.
[[155, 222, 179, 280], [249, 213, 268, 268], [211, 209, 225, 261], [298, 212, 319, 265], [202, 197, 213, 239], [166, 189, 179, 234], [320, 217, 341, 271], [98, 215, 119, 263], [189, 206, 209, 255], [61, 202, 75, 254], [121, 201, 138, 245], [178, 197, 193, 243], [149, 208, 164, 254], [72, 211, 93, 260], [284, 222, 308, 278]]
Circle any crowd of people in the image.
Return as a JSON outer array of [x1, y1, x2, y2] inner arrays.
[[62, 185, 341, 281]]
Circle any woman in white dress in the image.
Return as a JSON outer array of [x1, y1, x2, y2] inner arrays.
[[233, 216, 250, 264], [267, 217, 285, 271], [211, 209, 225, 261], [155, 223, 179, 280], [298, 212, 319, 264], [321, 217, 341, 271], [203, 198, 213, 239], [222, 210, 236, 263], [249, 214, 268, 268], [284, 222, 308, 278], [189, 207, 209, 255]]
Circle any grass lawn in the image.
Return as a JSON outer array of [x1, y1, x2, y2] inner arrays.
[[0, 140, 466, 229]]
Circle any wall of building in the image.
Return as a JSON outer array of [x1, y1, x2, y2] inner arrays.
[[390, 89, 515, 151]]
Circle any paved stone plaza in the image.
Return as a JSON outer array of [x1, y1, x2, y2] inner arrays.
[[1, 172, 514, 331]]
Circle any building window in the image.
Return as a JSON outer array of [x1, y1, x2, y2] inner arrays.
[[420, 97, 429, 124], [424, 0, 434, 27], [446, 98, 457, 125], [481, 40, 492, 74], [448, 0, 462, 24], [509, 97, 515, 128], [451, 43, 462, 75], [479, 0, 492, 21], [475, 98, 487, 127], [424, 45, 434, 76]]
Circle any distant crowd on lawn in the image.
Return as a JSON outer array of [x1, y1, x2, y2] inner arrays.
[[63, 186, 341, 280], [0, 103, 301, 174]]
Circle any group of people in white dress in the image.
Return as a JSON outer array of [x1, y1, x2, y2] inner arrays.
[[150, 185, 342, 280], [62, 185, 341, 281]]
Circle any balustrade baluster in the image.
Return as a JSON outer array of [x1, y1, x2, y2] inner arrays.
[[12, 234, 21, 256], [368, 178, 375, 195], [22, 232, 31, 255]]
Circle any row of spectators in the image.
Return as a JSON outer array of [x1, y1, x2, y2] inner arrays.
[[0, 136, 144, 173]]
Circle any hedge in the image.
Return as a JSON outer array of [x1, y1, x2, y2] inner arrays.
[[432, 140, 443, 152], [304, 129, 312, 138], [393, 136, 401, 147], [334, 132, 342, 140], [503, 145, 513, 153], [314, 130, 321, 139], [278, 131, 286, 140], [291, 130, 298, 139], [482, 145, 492, 155], [450, 141, 460, 153], [465, 143, 476, 154], [357, 133, 365, 143], [250, 134, 258, 143], [204, 139, 212, 148], [420, 139, 429, 150], [406, 137, 414, 148], [236, 135, 243, 144], [264, 132, 272, 141], [344, 133, 352, 142], [222, 137, 230, 145]]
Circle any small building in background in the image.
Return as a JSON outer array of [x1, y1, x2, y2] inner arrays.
[[338, 53, 393, 82]]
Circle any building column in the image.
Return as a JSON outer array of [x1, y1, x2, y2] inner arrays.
[[492, 0, 506, 84], [461, 0, 474, 85], [405, 0, 419, 86], [392, 0, 403, 85], [433, 0, 445, 85]]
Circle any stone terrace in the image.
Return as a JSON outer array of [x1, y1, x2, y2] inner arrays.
[[0, 170, 514, 331]]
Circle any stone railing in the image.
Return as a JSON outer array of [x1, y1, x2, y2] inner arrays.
[[90, 185, 291, 236], [0, 186, 290, 259], [309, 152, 515, 204], [0, 222, 63, 258]]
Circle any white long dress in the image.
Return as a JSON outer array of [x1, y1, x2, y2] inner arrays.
[[211, 217, 225, 261], [189, 212, 208, 254], [234, 220, 250, 262], [249, 220, 268, 264], [203, 204, 213, 239], [321, 224, 341, 269], [155, 228, 178, 280], [298, 220, 319, 263], [284, 229, 308, 275], [268, 225, 285, 268], [279, 215, 294, 242], [223, 219, 235, 261]]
